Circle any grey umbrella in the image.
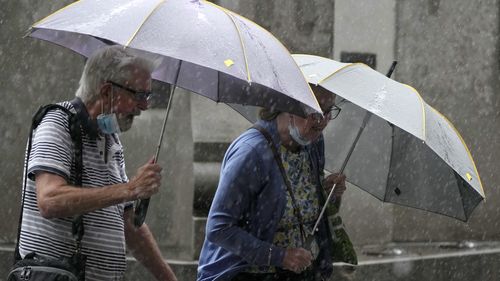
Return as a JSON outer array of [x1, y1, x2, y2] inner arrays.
[[27, 0, 322, 226], [293, 54, 484, 222]]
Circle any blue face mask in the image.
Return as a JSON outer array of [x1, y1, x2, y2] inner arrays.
[[97, 113, 121, 134], [97, 89, 121, 135], [288, 119, 311, 146]]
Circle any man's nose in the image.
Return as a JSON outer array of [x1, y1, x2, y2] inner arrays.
[[137, 99, 148, 111]]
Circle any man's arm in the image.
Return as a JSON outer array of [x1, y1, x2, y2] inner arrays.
[[124, 209, 178, 281], [35, 157, 161, 218]]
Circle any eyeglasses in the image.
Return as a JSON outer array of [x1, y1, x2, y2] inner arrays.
[[107, 80, 152, 101], [323, 105, 341, 120], [310, 105, 341, 122]]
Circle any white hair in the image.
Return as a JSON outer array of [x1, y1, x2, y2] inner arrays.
[[76, 46, 159, 102]]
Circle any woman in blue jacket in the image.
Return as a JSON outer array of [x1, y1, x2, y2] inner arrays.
[[197, 86, 346, 281]]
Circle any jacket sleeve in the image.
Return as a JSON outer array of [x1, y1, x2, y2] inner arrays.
[[205, 142, 286, 267]]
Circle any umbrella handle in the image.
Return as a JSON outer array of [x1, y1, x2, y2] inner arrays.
[[133, 89, 175, 227], [310, 61, 398, 235], [134, 61, 182, 228], [133, 198, 151, 227]]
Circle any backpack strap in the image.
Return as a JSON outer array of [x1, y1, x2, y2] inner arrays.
[[14, 104, 84, 262]]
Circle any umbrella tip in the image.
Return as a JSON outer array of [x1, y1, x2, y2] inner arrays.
[[23, 27, 33, 38], [386, 61, 398, 78]]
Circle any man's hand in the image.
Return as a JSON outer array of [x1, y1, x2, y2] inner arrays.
[[323, 172, 347, 198], [127, 157, 162, 200], [282, 247, 313, 274]]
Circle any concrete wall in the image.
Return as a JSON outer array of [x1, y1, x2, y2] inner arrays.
[[191, 95, 248, 143], [393, 0, 500, 241], [333, 0, 396, 73]]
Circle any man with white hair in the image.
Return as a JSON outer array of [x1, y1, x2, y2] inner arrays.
[[17, 46, 178, 281]]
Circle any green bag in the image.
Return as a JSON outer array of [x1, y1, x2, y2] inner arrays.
[[325, 200, 358, 265]]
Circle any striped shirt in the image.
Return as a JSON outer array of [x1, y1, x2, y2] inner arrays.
[[19, 100, 132, 281]]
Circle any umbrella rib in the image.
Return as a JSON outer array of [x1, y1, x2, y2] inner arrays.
[[428, 106, 485, 198], [217, 71, 220, 102], [206, 0, 298, 68], [203, 3, 321, 112], [316, 63, 366, 85], [316, 62, 427, 142], [31, 0, 82, 27], [401, 84, 427, 141], [204, 1, 251, 83], [125, 0, 166, 48], [384, 124, 396, 202], [456, 172, 469, 221]]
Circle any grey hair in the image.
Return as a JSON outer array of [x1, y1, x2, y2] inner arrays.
[[76, 45, 158, 103]]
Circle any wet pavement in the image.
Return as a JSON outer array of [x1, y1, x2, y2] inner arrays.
[[331, 241, 500, 281], [2, 241, 499, 280]]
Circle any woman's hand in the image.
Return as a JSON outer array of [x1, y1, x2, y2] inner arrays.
[[323, 172, 347, 198], [282, 247, 313, 273]]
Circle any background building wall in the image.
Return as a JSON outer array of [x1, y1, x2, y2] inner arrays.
[[333, 0, 396, 73]]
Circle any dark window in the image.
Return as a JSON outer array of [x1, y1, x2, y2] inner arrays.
[[340, 52, 377, 69]]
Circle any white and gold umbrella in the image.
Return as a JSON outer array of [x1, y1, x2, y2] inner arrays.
[[294, 54, 484, 222]]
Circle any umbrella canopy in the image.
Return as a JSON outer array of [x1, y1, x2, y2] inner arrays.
[[293, 54, 484, 221], [28, 0, 322, 117]]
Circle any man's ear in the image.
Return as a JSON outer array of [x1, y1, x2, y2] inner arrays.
[[99, 82, 112, 99]]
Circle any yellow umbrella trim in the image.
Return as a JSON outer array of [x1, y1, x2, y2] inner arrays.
[[402, 84, 427, 141], [125, 0, 166, 48], [32, 0, 82, 27]]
